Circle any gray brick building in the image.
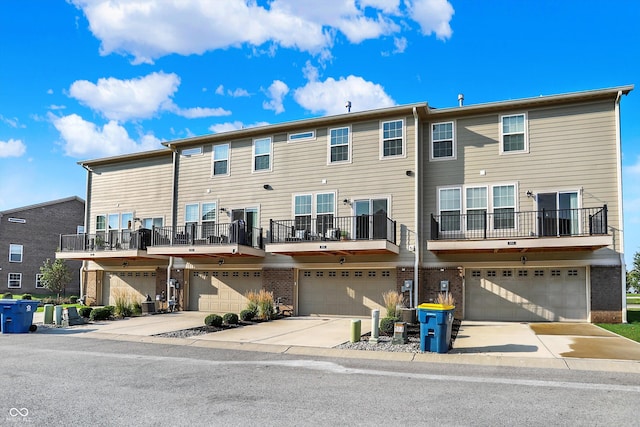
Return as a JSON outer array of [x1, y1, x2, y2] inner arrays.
[[0, 197, 85, 295]]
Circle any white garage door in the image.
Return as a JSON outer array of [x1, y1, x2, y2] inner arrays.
[[103, 271, 157, 306], [465, 267, 587, 322], [189, 270, 261, 313], [299, 269, 396, 316]]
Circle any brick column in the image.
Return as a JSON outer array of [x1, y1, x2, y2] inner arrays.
[[591, 265, 623, 323], [262, 268, 295, 313]]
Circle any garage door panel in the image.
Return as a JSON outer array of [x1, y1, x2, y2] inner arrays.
[[103, 271, 157, 306], [466, 268, 587, 322], [299, 269, 396, 316], [189, 271, 260, 313]]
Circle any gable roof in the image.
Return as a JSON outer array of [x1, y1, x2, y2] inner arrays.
[[0, 196, 85, 216]]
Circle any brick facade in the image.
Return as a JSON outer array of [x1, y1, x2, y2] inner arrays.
[[0, 197, 84, 295], [420, 267, 463, 319], [262, 268, 295, 313], [590, 265, 623, 323]]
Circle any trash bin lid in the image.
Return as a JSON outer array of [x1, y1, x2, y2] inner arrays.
[[417, 303, 454, 311]]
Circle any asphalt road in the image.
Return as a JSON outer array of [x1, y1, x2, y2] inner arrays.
[[2, 334, 639, 426]]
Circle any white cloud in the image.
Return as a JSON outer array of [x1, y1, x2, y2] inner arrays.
[[169, 106, 231, 119], [0, 139, 27, 158], [50, 113, 162, 158], [69, 72, 180, 121], [262, 80, 289, 114], [215, 85, 225, 95], [294, 75, 395, 115], [0, 114, 20, 128], [71, 0, 454, 63], [408, 0, 454, 40], [209, 121, 270, 134], [215, 84, 250, 97]]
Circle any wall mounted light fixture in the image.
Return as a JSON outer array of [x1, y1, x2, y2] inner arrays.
[[521, 256, 527, 265], [218, 258, 224, 266], [406, 170, 413, 176], [219, 207, 227, 212], [339, 257, 346, 265], [263, 184, 271, 190], [343, 199, 350, 206], [526, 191, 533, 198]]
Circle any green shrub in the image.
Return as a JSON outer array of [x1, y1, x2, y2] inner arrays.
[[223, 313, 239, 325], [104, 306, 116, 316], [2, 292, 13, 299], [78, 306, 93, 318], [379, 316, 399, 336], [240, 309, 255, 322], [204, 314, 223, 327], [90, 307, 112, 321], [132, 301, 142, 316], [69, 295, 78, 304], [21, 293, 32, 300]]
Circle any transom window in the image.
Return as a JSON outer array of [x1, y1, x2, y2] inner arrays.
[[329, 127, 350, 163], [501, 113, 527, 153], [288, 131, 315, 142], [253, 137, 272, 172], [431, 122, 455, 159], [381, 119, 404, 158], [8, 273, 21, 288], [181, 147, 202, 156], [213, 143, 230, 176], [9, 244, 23, 263]]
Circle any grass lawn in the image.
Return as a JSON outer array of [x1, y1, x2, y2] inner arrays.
[[597, 309, 640, 343], [628, 295, 640, 304]]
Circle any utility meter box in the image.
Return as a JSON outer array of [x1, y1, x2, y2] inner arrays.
[[440, 280, 449, 291], [401, 280, 413, 292]]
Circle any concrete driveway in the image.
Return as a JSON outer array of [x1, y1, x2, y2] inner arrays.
[[31, 311, 640, 366]]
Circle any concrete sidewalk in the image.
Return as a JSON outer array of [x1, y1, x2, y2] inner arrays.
[[30, 311, 640, 373]]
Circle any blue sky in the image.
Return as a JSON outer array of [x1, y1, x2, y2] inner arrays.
[[1, 0, 639, 262]]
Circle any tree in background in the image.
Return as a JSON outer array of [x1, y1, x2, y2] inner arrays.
[[626, 251, 640, 292], [40, 259, 72, 298]]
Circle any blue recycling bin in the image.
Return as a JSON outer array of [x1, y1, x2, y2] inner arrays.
[[0, 299, 39, 333], [417, 303, 455, 353]]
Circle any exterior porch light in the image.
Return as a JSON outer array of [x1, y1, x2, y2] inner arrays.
[[263, 184, 271, 190], [339, 257, 346, 265], [218, 258, 224, 266], [526, 190, 533, 198]]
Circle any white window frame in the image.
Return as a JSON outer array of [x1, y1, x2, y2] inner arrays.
[[500, 113, 528, 154], [142, 217, 164, 229], [35, 274, 45, 289], [328, 126, 351, 164], [9, 244, 23, 263], [8, 217, 26, 223], [380, 119, 406, 159], [8, 273, 22, 289], [430, 121, 456, 161], [437, 186, 462, 232], [212, 143, 230, 176], [252, 137, 272, 172], [180, 146, 203, 157], [96, 215, 106, 233], [288, 131, 315, 142], [185, 203, 199, 226], [465, 186, 488, 231], [491, 183, 518, 230]]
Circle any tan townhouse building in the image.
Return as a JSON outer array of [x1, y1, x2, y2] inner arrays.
[[57, 85, 633, 323]]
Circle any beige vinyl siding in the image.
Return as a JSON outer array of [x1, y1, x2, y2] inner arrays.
[[175, 115, 417, 264], [423, 100, 620, 263], [88, 156, 174, 233]]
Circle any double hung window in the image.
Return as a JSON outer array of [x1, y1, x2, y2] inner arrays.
[[493, 185, 516, 229], [213, 143, 229, 176], [381, 119, 404, 158], [329, 127, 350, 163], [293, 193, 335, 238], [439, 188, 461, 232], [8, 273, 21, 288], [465, 187, 487, 231], [253, 138, 271, 172], [9, 244, 23, 262], [501, 114, 527, 153], [431, 122, 455, 160], [201, 202, 217, 236]]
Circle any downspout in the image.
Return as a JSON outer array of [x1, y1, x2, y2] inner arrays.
[[80, 164, 93, 302], [413, 107, 420, 308], [167, 147, 179, 305], [614, 90, 627, 323]]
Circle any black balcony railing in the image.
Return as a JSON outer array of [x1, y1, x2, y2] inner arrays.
[[151, 221, 263, 249], [269, 215, 397, 244], [59, 229, 152, 252], [430, 205, 607, 241]]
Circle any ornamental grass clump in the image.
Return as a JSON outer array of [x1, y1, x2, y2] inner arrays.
[[113, 289, 135, 318], [257, 289, 275, 321], [244, 290, 260, 318], [436, 292, 455, 306], [382, 290, 405, 318]]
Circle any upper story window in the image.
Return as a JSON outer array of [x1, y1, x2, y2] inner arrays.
[[381, 119, 404, 158], [294, 194, 312, 232], [213, 143, 229, 176], [493, 184, 516, 229], [431, 121, 455, 160], [108, 213, 119, 231], [288, 131, 315, 142], [142, 217, 163, 229], [7, 217, 26, 223], [185, 203, 199, 227], [253, 137, 272, 172], [500, 113, 528, 154], [96, 215, 106, 232], [465, 186, 487, 231], [329, 126, 350, 163], [121, 213, 133, 230], [9, 244, 23, 263], [181, 147, 202, 157], [438, 187, 461, 232]]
